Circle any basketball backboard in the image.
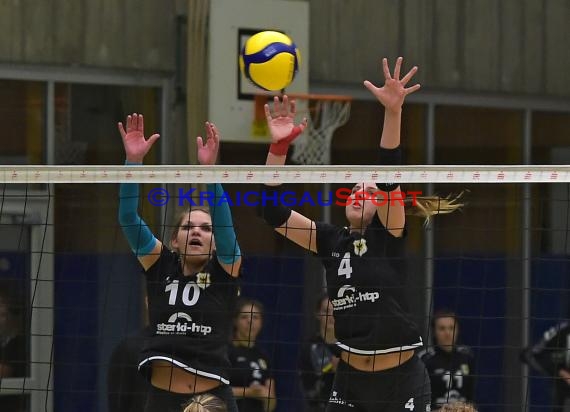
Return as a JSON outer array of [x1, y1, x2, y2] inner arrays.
[[209, 0, 309, 143]]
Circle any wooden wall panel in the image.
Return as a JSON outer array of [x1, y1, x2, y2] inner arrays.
[[85, 0, 127, 67], [124, 0, 144, 67], [147, 2, 175, 71], [0, 0, 175, 71], [400, 0, 432, 85], [309, 0, 570, 97], [0, 0, 24, 61], [431, 0, 462, 89], [464, 0, 501, 91], [499, 0, 524, 93], [358, 0, 400, 82], [83, 0, 105, 66], [310, 0, 400, 82], [544, 0, 570, 95], [522, 0, 546, 94], [22, 0, 54, 62], [1, 0, 568, 96], [52, 0, 86, 63]]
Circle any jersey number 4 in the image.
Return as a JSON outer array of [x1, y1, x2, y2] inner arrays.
[[337, 252, 353, 279], [404, 398, 415, 410]]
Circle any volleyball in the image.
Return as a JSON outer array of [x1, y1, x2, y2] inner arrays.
[[239, 30, 301, 91]]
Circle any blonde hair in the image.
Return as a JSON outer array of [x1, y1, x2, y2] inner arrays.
[[438, 402, 478, 412], [404, 191, 466, 225], [182, 394, 227, 412]]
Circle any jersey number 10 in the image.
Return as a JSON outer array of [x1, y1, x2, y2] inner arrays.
[[165, 280, 201, 306]]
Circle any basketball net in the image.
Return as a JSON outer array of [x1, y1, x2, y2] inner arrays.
[[253, 94, 352, 165], [289, 95, 351, 165]]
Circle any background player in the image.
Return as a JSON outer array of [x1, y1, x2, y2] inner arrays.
[[183, 393, 228, 412], [298, 294, 340, 411], [521, 321, 570, 411], [229, 297, 276, 412], [419, 309, 475, 410]]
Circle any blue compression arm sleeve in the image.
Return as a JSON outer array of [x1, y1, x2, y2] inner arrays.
[[118, 161, 157, 256], [206, 183, 241, 264]]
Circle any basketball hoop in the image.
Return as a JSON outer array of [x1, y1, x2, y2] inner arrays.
[[253, 93, 352, 165]]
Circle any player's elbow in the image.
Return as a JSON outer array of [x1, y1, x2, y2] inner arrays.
[[118, 211, 138, 226]]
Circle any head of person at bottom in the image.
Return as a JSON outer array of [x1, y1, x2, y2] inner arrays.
[[432, 309, 459, 352], [315, 294, 335, 344], [170, 207, 216, 271], [233, 298, 264, 348], [438, 401, 478, 412], [182, 393, 228, 412]]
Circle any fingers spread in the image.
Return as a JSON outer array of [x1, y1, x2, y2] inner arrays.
[[117, 122, 126, 139], [401, 66, 418, 86], [132, 113, 139, 131], [273, 96, 282, 117], [281, 95, 289, 117], [382, 58, 391, 80], [290, 98, 297, 117], [210, 122, 220, 139], [148, 133, 160, 146], [404, 83, 421, 95], [363, 80, 377, 93], [393, 56, 403, 80], [264, 104, 272, 121]]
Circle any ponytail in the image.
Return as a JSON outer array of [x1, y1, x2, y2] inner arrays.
[[404, 191, 466, 225]]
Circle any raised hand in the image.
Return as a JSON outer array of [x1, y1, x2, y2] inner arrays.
[[196, 122, 220, 166], [364, 57, 420, 113], [118, 113, 160, 163], [264, 95, 308, 144]]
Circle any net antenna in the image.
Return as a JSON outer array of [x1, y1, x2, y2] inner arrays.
[[254, 93, 352, 165]]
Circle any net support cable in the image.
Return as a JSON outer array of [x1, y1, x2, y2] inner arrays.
[[1, 165, 570, 184]]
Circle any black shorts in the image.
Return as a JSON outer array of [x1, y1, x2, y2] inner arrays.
[[143, 383, 238, 412], [326, 355, 431, 412]]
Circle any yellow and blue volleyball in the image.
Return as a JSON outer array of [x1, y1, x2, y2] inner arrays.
[[239, 31, 300, 91]]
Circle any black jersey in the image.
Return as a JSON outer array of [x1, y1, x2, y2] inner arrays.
[[521, 321, 570, 403], [419, 345, 474, 408], [108, 327, 154, 412], [522, 321, 570, 376], [298, 335, 341, 411], [315, 213, 422, 354], [0, 334, 27, 377], [228, 344, 272, 412], [139, 247, 239, 384]]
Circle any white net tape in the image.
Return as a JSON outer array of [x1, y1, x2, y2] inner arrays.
[[290, 99, 351, 165], [1, 165, 570, 184]]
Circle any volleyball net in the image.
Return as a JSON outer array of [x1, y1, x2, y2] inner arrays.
[[1, 166, 570, 412]]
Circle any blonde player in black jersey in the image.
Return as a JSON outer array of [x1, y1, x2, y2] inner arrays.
[[258, 57, 462, 412], [438, 402, 478, 412], [419, 310, 475, 410], [182, 393, 228, 412], [117, 114, 240, 412]]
